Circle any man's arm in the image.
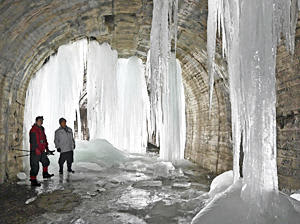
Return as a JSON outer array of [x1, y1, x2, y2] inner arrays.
[[54, 130, 60, 149], [71, 128, 76, 149], [44, 128, 49, 151], [29, 132, 38, 151]]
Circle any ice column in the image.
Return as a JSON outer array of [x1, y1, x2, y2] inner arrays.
[[115, 57, 150, 153], [207, 0, 299, 210], [160, 53, 186, 161], [86, 42, 119, 142], [149, 0, 185, 161], [86, 42, 150, 153]]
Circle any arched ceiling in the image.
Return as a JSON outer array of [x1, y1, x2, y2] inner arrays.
[[0, 0, 232, 183]]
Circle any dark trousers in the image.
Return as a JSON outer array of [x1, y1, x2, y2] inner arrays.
[[58, 151, 74, 171], [30, 152, 50, 177]]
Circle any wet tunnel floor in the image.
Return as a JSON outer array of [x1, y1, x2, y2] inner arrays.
[[0, 141, 214, 224]]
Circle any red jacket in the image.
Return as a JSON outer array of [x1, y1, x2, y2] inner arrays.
[[29, 124, 48, 155]]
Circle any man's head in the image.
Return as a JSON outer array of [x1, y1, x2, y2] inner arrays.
[[35, 116, 44, 126], [59, 118, 67, 128]]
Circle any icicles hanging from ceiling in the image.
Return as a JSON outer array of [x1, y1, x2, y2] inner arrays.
[[86, 42, 150, 154], [207, 0, 299, 212], [86, 42, 119, 143], [148, 0, 186, 161], [24, 40, 151, 155], [23, 39, 87, 156], [115, 57, 150, 154], [160, 53, 186, 161]]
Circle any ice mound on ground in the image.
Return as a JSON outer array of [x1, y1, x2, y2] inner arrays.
[[153, 161, 175, 178], [291, 193, 300, 202], [75, 139, 128, 167], [208, 170, 233, 197], [75, 162, 104, 171], [290, 193, 300, 213], [192, 180, 300, 224], [17, 172, 27, 180]]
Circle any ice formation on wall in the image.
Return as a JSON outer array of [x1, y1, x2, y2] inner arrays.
[[86, 42, 150, 153], [23, 39, 87, 152], [23, 40, 150, 155], [207, 0, 299, 211], [24, 33, 186, 158], [86, 42, 119, 144], [149, 0, 185, 161], [160, 53, 186, 161]]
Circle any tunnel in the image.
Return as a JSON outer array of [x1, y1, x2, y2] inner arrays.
[[0, 0, 300, 223]]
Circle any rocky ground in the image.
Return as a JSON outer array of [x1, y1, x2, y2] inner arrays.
[[1, 140, 214, 224]]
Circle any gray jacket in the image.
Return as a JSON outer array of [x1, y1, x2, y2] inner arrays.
[[54, 126, 75, 153]]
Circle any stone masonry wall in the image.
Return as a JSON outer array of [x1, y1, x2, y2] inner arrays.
[[276, 13, 300, 192]]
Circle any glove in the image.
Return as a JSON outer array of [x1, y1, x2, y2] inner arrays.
[[57, 148, 61, 152], [46, 150, 55, 155], [35, 148, 41, 156]]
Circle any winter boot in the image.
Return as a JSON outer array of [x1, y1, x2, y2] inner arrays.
[[43, 172, 54, 178], [67, 169, 75, 173], [67, 164, 75, 173], [30, 178, 41, 187], [43, 166, 54, 178]]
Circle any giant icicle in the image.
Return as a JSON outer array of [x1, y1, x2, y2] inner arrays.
[[86, 42, 150, 153], [207, 0, 299, 211], [149, 0, 186, 161]]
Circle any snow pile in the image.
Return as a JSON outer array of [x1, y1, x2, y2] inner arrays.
[[148, 0, 186, 161], [75, 139, 128, 168], [291, 193, 300, 202], [208, 170, 233, 198], [153, 161, 175, 178], [192, 179, 300, 224]]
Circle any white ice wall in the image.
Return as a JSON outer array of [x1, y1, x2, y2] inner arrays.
[[86, 42, 150, 153], [24, 38, 186, 161], [23, 39, 87, 170]]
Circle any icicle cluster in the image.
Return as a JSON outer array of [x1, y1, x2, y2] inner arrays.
[[207, 0, 299, 212], [23, 39, 87, 170], [87, 42, 150, 154], [149, 0, 186, 161], [24, 40, 151, 156]]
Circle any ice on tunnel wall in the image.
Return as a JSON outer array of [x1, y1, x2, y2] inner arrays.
[[24, 35, 186, 160], [149, 0, 186, 161], [86, 42, 150, 153], [207, 0, 299, 214], [160, 53, 186, 161], [115, 57, 150, 153], [86, 42, 119, 143], [23, 39, 87, 169]]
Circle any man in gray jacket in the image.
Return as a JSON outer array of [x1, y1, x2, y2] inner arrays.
[[54, 118, 75, 174]]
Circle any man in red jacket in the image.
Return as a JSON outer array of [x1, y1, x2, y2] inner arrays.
[[29, 116, 54, 186]]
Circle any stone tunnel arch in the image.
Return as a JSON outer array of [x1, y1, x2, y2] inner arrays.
[[0, 0, 234, 184]]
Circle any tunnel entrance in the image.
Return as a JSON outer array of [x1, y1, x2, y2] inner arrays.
[[22, 39, 186, 171]]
